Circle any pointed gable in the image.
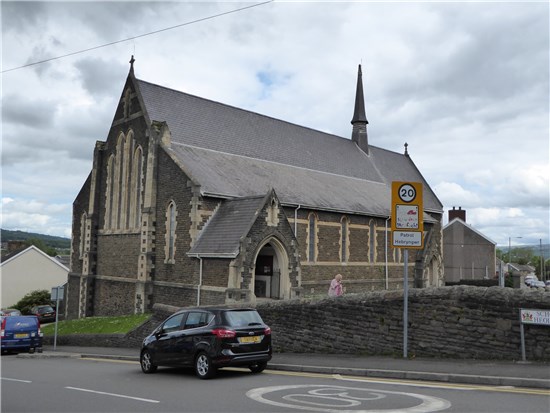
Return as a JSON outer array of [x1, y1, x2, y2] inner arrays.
[[443, 217, 496, 245]]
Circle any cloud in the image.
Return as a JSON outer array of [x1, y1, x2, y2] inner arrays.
[[433, 181, 482, 208], [1, 197, 72, 238], [3, 94, 57, 128], [74, 57, 128, 97]]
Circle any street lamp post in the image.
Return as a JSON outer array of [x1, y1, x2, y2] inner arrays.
[[505, 236, 523, 287], [508, 236, 523, 264]]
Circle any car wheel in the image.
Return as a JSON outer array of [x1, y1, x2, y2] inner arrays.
[[195, 352, 216, 379], [249, 361, 267, 374], [29, 348, 35, 354], [140, 349, 158, 374]]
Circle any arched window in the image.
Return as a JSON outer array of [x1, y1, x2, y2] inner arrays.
[[121, 132, 133, 229], [369, 221, 376, 263], [79, 212, 87, 258], [308, 213, 316, 262], [105, 155, 115, 229], [165, 201, 177, 263], [129, 146, 143, 229], [341, 217, 349, 262], [113, 133, 125, 229], [106, 130, 140, 231]]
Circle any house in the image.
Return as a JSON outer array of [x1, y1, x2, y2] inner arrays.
[[443, 207, 496, 283], [507, 263, 536, 278], [0, 245, 69, 307], [66, 59, 444, 318]]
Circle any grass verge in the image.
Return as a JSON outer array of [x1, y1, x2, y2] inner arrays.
[[41, 313, 151, 336]]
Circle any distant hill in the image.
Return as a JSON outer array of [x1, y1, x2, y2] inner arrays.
[[1, 229, 71, 250], [498, 243, 550, 259]]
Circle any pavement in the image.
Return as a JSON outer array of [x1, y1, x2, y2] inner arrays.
[[19, 345, 550, 390]]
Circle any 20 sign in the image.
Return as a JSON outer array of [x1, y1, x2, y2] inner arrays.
[[391, 181, 424, 249], [398, 184, 417, 203]]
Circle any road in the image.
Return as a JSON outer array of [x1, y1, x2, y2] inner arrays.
[[1, 355, 548, 413]]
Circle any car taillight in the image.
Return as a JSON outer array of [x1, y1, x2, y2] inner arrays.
[[212, 328, 236, 338], [37, 320, 41, 336], [264, 327, 271, 335], [1, 318, 5, 338]]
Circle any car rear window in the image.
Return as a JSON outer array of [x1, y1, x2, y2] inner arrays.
[[6, 317, 37, 328], [37, 307, 54, 314], [224, 310, 264, 327]]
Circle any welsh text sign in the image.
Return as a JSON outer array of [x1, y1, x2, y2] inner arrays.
[[391, 181, 424, 249], [521, 309, 550, 326]]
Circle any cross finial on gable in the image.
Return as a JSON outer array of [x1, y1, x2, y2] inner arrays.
[[129, 55, 135, 74], [404, 142, 409, 156]]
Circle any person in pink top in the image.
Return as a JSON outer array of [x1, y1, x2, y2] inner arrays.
[[328, 273, 344, 297]]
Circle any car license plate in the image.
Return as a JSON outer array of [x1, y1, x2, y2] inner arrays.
[[14, 333, 29, 339], [238, 336, 261, 344]]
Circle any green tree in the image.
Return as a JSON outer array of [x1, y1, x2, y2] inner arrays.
[[513, 247, 533, 264], [25, 238, 57, 256], [530, 255, 544, 277], [13, 290, 51, 314]]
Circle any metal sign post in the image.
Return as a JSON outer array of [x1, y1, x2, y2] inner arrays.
[[391, 181, 424, 359], [519, 309, 550, 362], [51, 285, 64, 351], [403, 249, 409, 358]]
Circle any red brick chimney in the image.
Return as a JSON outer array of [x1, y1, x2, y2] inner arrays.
[[449, 206, 466, 222]]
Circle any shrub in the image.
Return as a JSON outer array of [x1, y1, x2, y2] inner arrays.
[[14, 289, 52, 314]]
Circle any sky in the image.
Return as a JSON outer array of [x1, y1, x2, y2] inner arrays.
[[1, 0, 549, 249]]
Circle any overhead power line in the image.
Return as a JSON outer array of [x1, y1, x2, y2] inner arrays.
[[2, 0, 274, 74]]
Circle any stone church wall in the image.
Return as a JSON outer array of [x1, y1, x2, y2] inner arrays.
[[201, 258, 232, 287], [289, 207, 436, 296], [93, 279, 135, 316], [155, 148, 196, 285], [153, 284, 198, 308], [65, 274, 82, 319], [70, 176, 92, 275], [96, 233, 140, 278]]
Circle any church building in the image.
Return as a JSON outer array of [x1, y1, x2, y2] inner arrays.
[[66, 60, 444, 318]]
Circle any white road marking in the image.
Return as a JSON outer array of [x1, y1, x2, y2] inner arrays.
[[65, 386, 160, 403], [1, 377, 32, 383], [247, 384, 451, 413]]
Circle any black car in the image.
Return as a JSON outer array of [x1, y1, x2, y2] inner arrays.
[[30, 305, 56, 323], [140, 308, 272, 379]]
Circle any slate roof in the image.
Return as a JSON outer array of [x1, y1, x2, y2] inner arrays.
[[188, 195, 267, 257], [135, 77, 443, 218]]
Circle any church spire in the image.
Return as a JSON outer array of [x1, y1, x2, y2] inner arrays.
[[351, 64, 369, 154]]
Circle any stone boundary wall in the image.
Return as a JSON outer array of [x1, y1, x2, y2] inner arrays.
[[258, 286, 550, 360], [46, 286, 550, 360]]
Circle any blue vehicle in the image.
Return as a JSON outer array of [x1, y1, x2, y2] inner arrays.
[[1, 315, 43, 354]]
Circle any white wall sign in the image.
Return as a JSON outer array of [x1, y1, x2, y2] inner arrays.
[[521, 309, 550, 326]]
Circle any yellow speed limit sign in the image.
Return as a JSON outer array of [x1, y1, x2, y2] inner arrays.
[[391, 181, 424, 249]]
